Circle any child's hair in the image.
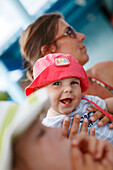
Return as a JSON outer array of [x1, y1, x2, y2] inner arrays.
[[25, 53, 88, 96], [19, 12, 64, 81]]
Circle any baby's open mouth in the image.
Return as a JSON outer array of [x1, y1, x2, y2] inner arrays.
[[60, 98, 72, 105]]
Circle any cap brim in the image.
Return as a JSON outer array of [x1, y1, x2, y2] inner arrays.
[[26, 61, 88, 96]]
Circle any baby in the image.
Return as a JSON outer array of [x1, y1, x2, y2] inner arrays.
[[26, 53, 113, 144]]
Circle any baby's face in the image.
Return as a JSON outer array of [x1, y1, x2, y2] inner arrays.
[[47, 77, 81, 115]]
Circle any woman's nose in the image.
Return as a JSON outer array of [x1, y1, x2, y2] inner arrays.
[[76, 32, 86, 42]]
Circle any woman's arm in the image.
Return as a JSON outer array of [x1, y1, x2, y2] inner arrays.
[[85, 61, 113, 99], [105, 97, 113, 113]]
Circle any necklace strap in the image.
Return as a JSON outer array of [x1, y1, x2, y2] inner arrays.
[[88, 77, 113, 92]]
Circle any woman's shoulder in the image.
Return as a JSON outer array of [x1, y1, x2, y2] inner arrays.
[[86, 61, 113, 77], [86, 60, 113, 88]]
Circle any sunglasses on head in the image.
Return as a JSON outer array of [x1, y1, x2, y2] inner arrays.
[[49, 26, 76, 44]]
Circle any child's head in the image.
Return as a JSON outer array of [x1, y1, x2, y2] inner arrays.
[[25, 53, 88, 114], [26, 53, 88, 95], [47, 77, 82, 115]]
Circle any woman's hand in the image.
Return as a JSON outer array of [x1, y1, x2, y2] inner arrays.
[[71, 146, 113, 170], [62, 114, 95, 139], [87, 106, 113, 129], [71, 133, 113, 166]]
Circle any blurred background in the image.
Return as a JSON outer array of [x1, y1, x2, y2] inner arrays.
[[0, 0, 113, 103]]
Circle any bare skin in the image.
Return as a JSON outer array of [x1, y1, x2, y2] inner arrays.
[[71, 146, 113, 170], [71, 133, 113, 167], [13, 117, 91, 170], [85, 61, 113, 99], [62, 114, 95, 139], [42, 19, 113, 100], [13, 118, 113, 170], [88, 105, 113, 128], [45, 18, 113, 128], [44, 18, 89, 66], [47, 78, 82, 115], [13, 119, 72, 170]]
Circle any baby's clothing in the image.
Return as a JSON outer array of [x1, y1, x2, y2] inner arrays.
[[42, 95, 113, 145]]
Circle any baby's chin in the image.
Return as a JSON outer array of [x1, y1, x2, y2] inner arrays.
[[59, 109, 75, 115]]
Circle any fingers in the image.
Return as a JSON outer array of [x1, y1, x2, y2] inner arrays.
[[71, 134, 97, 155], [70, 117, 93, 138], [79, 118, 95, 136], [75, 136, 113, 166], [89, 111, 103, 122], [87, 106, 98, 112], [71, 133, 88, 147], [62, 117, 70, 137], [84, 153, 110, 170], [71, 147, 108, 170], [89, 107, 112, 128], [97, 116, 111, 127], [87, 136, 98, 155], [71, 147, 84, 170], [88, 106, 112, 128], [89, 127, 95, 136], [62, 115, 92, 138], [109, 122, 113, 129], [62, 115, 96, 139], [71, 134, 113, 168], [69, 114, 80, 139], [94, 140, 107, 159], [84, 154, 99, 170], [101, 159, 113, 169], [80, 118, 88, 133], [94, 140, 113, 165]]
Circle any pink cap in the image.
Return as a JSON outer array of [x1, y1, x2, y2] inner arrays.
[[25, 53, 88, 96]]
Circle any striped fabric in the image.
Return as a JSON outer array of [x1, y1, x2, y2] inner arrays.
[[42, 95, 113, 145], [0, 88, 49, 170]]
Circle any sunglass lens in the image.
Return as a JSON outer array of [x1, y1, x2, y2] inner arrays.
[[67, 27, 76, 38]]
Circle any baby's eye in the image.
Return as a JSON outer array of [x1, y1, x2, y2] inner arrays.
[[53, 81, 61, 86], [71, 81, 78, 85]]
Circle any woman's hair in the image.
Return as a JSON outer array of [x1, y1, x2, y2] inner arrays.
[[19, 12, 64, 81]]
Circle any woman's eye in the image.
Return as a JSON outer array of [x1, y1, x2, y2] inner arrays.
[[53, 82, 61, 86]]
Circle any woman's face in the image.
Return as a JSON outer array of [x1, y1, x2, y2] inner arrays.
[[13, 119, 72, 170], [54, 19, 89, 66]]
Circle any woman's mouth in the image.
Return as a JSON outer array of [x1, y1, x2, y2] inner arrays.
[[81, 45, 87, 52]]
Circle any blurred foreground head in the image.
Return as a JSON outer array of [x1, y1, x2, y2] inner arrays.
[[0, 88, 49, 170]]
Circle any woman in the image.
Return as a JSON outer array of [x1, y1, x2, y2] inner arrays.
[[19, 12, 113, 100], [19, 12, 113, 127]]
